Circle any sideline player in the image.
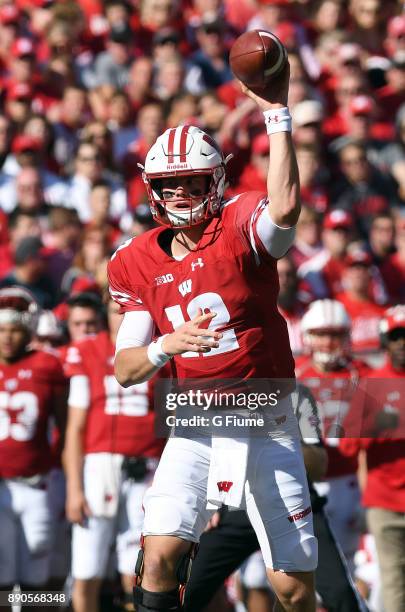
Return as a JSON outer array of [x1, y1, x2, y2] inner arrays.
[[296, 299, 370, 573], [0, 287, 67, 603], [108, 66, 318, 611], [63, 299, 164, 612]]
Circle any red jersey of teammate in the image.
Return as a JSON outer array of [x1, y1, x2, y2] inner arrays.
[[0, 350, 66, 479], [296, 356, 370, 478], [336, 293, 385, 353], [64, 330, 164, 457], [108, 192, 295, 382], [340, 361, 405, 512]]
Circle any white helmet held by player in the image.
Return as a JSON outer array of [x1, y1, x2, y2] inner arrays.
[[301, 299, 351, 367], [142, 125, 228, 228], [0, 286, 39, 332]]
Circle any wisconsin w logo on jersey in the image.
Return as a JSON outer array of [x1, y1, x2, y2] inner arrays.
[[217, 481, 233, 493], [178, 280, 192, 297]]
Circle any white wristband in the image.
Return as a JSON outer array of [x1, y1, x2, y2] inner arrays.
[[263, 107, 292, 135], [147, 334, 172, 368]]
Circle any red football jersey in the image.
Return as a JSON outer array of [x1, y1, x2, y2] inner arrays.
[[336, 293, 385, 353], [296, 357, 370, 478], [340, 361, 405, 512], [108, 192, 295, 381], [65, 331, 164, 457], [0, 350, 66, 478]]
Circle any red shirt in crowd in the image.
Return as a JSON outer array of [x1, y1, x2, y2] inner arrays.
[[336, 293, 386, 353]]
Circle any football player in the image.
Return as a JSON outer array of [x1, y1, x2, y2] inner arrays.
[[0, 287, 67, 597], [340, 305, 405, 612], [63, 299, 164, 612], [108, 66, 318, 611], [297, 299, 370, 573]]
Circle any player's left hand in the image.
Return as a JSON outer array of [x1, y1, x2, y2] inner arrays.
[[238, 62, 290, 111]]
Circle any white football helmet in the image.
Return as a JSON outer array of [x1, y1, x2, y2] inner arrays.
[[301, 299, 351, 367], [142, 125, 227, 228], [0, 286, 39, 332]]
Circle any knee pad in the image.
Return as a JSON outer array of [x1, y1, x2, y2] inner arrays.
[[133, 537, 197, 609], [133, 585, 182, 611]]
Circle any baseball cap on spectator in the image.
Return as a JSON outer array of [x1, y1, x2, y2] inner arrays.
[[380, 306, 405, 338], [387, 15, 405, 39], [292, 100, 323, 128], [7, 83, 33, 101], [323, 209, 353, 230], [153, 27, 180, 46], [252, 132, 269, 155], [11, 38, 35, 59], [70, 277, 101, 295], [12, 135, 43, 154], [345, 249, 372, 267], [349, 95, 374, 116], [0, 5, 20, 25], [109, 23, 133, 44], [14, 237, 46, 265], [338, 43, 361, 65]]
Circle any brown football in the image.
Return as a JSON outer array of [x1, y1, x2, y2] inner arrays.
[[229, 29, 288, 89]]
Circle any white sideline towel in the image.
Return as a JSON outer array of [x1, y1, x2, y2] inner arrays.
[[84, 453, 123, 518], [206, 437, 249, 510]]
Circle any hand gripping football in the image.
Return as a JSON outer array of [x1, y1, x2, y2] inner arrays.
[[229, 29, 288, 90]]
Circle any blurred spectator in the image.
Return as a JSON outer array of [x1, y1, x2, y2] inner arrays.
[[52, 85, 88, 171], [124, 103, 165, 206], [125, 56, 154, 113], [166, 92, 199, 128], [379, 103, 405, 201], [296, 142, 329, 213], [376, 51, 405, 117], [291, 99, 324, 148], [2, 135, 68, 211], [298, 209, 354, 298], [336, 249, 386, 354], [197, 91, 228, 137], [331, 141, 400, 236], [133, 0, 182, 55], [348, 0, 386, 56], [368, 212, 395, 264], [23, 113, 58, 173], [190, 17, 233, 89], [247, 0, 290, 32], [104, 93, 136, 168], [66, 140, 127, 224], [87, 180, 122, 246], [309, 0, 345, 37], [0, 235, 56, 308], [277, 255, 308, 355], [384, 14, 405, 58], [152, 56, 187, 103], [81, 120, 116, 174], [323, 72, 371, 140], [0, 5, 21, 65], [380, 217, 405, 304], [5, 82, 33, 127], [230, 132, 268, 195], [65, 292, 104, 342], [14, 167, 50, 220], [131, 203, 156, 237], [0, 209, 41, 279], [290, 205, 323, 268], [93, 23, 135, 88]]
